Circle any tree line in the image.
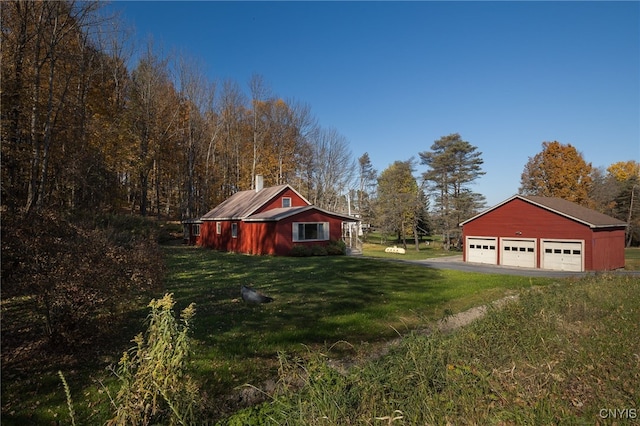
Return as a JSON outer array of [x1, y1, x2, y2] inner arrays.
[[2, 1, 355, 219], [3, 1, 637, 246], [370, 138, 639, 249]]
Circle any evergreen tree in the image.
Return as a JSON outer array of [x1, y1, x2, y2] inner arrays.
[[420, 133, 485, 250], [356, 153, 377, 238]]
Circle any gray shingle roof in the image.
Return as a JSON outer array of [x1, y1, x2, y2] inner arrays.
[[201, 184, 307, 220], [243, 206, 312, 221]]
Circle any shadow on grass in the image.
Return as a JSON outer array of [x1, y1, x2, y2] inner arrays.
[[164, 246, 446, 355]]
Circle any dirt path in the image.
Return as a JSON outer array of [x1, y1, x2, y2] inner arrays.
[[231, 294, 521, 408], [325, 293, 520, 375], [435, 294, 519, 333]]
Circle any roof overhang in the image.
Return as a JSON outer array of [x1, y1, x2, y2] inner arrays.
[[181, 218, 203, 224], [244, 206, 358, 223]]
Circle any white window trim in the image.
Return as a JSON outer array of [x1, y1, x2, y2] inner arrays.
[[193, 224, 200, 236], [216, 222, 221, 234], [231, 223, 238, 238], [282, 197, 292, 208], [292, 222, 330, 242]]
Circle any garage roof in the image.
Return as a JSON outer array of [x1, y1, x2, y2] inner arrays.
[[460, 195, 627, 229]]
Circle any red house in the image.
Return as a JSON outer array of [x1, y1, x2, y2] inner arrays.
[[459, 195, 627, 272], [186, 179, 357, 256]]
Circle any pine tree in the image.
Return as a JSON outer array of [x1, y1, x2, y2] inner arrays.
[[420, 134, 485, 250]]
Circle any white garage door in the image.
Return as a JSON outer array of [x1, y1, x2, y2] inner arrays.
[[466, 237, 497, 265], [541, 240, 583, 272], [501, 239, 536, 268]]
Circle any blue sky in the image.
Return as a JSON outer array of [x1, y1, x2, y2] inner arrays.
[[108, 1, 639, 206]]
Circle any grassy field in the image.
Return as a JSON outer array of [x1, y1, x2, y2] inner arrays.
[[361, 232, 459, 261], [226, 274, 640, 425], [2, 245, 555, 424], [164, 246, 555, 420], [2, 244, 638, 424], [625, 247, 640, 270]]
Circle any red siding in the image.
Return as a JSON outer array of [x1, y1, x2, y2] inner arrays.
[[199, 221, 241, 252], [462, 198, 625, 271], [273, 210, 346, 255], [254, 188, 309, 213], [199, 210, 347, 256]]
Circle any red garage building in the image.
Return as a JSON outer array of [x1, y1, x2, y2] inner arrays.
[[185, 179, 357, 256], [459, 195, 627, 272]]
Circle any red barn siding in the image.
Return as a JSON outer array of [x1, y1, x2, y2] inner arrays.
[[239, 222, 277, 255], [591, 229, 625, 270], [199, 221, 240, 252], [462, 198, 625, 271]]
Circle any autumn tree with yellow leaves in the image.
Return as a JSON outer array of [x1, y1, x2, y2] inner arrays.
[[519, 141, 593, 206], [521, 144, 639, 245]]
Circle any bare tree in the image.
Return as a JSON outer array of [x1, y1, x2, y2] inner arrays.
[[248, 74, 271, 189], [128, 41, 180, 216], [217, 79, 247, 197], [308, 127, 355, 211], [1, 1, 102, 213], [175, 53, 215, 218]]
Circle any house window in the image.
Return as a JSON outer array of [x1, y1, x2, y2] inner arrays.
[[293, 222, 329, 241], [193, 224, 200, 236], [216, 222, 221, 234], [282, 197, 291, 208], [231, 223, 238, 238]]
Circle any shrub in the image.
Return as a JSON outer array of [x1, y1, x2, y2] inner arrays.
[[326, 239, 347, 255], [1, 211, 164, 346], [290, 240, 346, 256], [310, 244, 328, 256], [289, 244, 312, 257]]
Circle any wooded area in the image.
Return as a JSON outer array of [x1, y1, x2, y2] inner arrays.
[[1, 1, 357, 220]]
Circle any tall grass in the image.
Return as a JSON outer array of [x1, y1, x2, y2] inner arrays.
[[106, 294, 199, 426], [224, 274, 640, 424]]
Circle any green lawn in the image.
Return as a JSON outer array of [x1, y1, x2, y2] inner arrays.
[[163, 246, 553, 420], [4, 244, 637, 424], [361, 232, 458, 261]]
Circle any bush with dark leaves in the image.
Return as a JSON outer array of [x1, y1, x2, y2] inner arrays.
[[1, 212, 164, 348]]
